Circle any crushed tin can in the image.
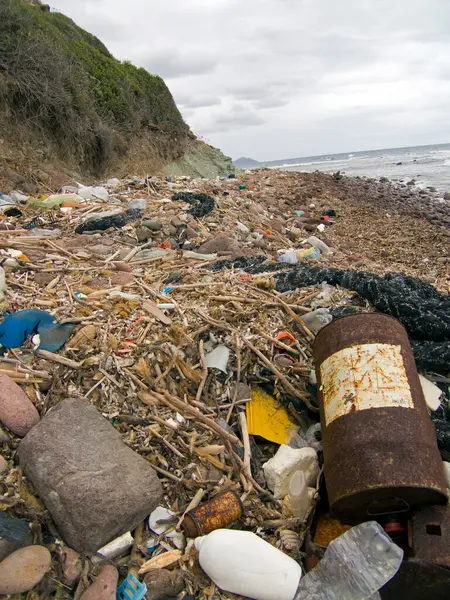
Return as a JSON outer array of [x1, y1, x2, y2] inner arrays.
[[181, 490, 243, 538]]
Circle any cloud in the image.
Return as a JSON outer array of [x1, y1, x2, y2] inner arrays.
[[139, 50, 217, 79], [175, 94, 222, 109], [51, 0, 450, 160]]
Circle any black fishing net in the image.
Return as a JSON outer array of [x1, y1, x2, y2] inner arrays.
[[410, 340, 450, 373], [171, 192, 215, 218], [209, 257, 450, 372], [75, 209, 142, 234]]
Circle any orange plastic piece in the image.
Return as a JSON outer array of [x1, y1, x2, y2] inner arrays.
[[61, 200, 84, 209], [276, 331, 297, 347], [160, 240, 172, 249]]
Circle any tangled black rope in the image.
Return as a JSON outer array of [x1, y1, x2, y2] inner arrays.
[[171, 192, 215, 218]]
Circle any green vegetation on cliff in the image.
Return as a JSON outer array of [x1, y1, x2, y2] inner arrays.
[[0, 0, 190, 173]]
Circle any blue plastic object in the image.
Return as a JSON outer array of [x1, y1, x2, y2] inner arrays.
[[116, 574, 147, 600], [37, 322, 77, 352], [0, 309, 76, 351], [0, 309, 56, 349]]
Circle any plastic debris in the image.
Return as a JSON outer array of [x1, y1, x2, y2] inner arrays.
[[0, 511, 31, 542], [148, 506, 185, 549], [246, 387, 298, 445], [0, 309, 56, 349], [196, 529, 302, 600], [301, 308, 333, 333], [279, 247, 321, 264], [77, 186, 109, 201], [419, 374, 442, 411], [263, 445, 319, 499], [0, 309, 76, 352], [94, 531, 134, 561], [287, 471, 309, 520], [205, 344, 230, 373], [294, 521, 403, 600], [117, 574, 147, 600], [35, 323, 77, 352], [301, 235, 332, 254]]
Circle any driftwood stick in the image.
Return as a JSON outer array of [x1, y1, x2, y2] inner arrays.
[[152, 389, 240, 445], [242, 336, 317, 411], [195, 339, 208, 403]]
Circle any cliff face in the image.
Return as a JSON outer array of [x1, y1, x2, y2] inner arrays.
[[0, 0, 232, 191]]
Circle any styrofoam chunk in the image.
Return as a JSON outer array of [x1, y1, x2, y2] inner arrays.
[[263, 445, 319, 499]]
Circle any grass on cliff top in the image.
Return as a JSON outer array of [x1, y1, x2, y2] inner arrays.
[[0, 0, 189, 172]]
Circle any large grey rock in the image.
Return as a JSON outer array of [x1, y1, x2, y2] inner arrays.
[[18, 398, 162, 553]]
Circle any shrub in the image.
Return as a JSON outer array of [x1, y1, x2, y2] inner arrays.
[[0, 0, 188, 173]]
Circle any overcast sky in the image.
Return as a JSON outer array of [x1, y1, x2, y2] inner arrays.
[[51, 0, 450, 161]]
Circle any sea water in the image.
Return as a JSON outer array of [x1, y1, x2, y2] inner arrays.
[[268, 143, 450, 194]]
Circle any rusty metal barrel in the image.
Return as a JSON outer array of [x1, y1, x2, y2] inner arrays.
[[314, 313, 447, 522]]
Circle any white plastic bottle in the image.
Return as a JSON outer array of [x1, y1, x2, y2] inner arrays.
[[195, 529, 302, 600]]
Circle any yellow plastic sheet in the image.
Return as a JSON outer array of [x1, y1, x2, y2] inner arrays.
[[246, 387, 297, 444]]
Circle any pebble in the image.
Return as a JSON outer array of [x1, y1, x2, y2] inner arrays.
[[113, 261, 133, 273], [185, 226, 198, 239], [111, 272, 134, 286], [143, 220, 163, 231], [0, 374, 40, 437], [270, 219, 286, 233], [0, 545, 51, 595], [0, 455, 9, 472], [63, 547, 82, 585], [80, 564, 118, 600], [136, 227, 151, 242], [144, 569, 184, 600], [0, 425, 10, 445]]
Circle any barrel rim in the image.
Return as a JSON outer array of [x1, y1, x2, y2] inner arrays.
[[313, 312, 408, 353]]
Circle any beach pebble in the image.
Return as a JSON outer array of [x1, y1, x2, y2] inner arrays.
[[198, 234, 240, 254], [63, 547, 82, 585], [0, 425, 10, 444], [144, 569, 184, 600], [0, 455, 9, 472], [111, 272, 134, 286], [0, 374, 40, 437], [270, 219, 286, 233], [136, 227, 151, 242], [18, 398, 162, 552], [113, 261, 133, 273], [80, 564, 118, 600], [143, 220, 163, 231], [185, 226, 198, 239], [0, 545, 51, 595]]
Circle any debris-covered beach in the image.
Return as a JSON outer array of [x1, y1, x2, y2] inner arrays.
[[0, 168, 449, 599]]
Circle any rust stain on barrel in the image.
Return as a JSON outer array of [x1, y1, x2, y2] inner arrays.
[[313, 313, 447, 522], [181, 490, 243, 537]]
